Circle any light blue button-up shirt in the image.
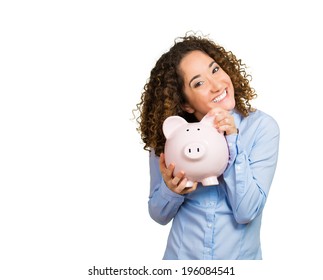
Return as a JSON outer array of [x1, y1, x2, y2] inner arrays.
[[148, 109, 280, 260]]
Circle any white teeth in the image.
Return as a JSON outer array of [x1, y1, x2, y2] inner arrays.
[[212, 90, 227, 103]]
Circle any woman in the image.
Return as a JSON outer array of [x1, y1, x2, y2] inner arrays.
[[135, 33, 279, 260]]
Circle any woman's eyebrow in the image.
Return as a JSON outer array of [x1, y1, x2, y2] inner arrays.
[[189, 74, 201, 87], [209, 61, 216, 68], [189, 61, 217, 87]]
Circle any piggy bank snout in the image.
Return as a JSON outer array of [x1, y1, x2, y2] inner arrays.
[[183, 142, 205, 160]]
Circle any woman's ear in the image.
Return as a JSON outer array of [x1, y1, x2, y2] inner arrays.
[[182, 103, 195, 113]]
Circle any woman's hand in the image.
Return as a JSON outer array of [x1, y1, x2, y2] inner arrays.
[[207, 108, 238, 135], [159, 153, 198, 195]]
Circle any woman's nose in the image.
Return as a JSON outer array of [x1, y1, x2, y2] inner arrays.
[[209, 77, 221, 93]]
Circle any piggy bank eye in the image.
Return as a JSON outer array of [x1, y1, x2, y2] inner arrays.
[[197, 128, 200, 131], [186, 129, 189, 131]]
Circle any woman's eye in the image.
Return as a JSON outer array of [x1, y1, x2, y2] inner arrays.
[[194, 81, 204, 88], [212, 66, 219, 74]]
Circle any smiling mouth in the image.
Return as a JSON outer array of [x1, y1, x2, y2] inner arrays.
[[212, 90, 227, 103]]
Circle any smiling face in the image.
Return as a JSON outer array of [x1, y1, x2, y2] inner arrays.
[[179, 50, 235, 120]]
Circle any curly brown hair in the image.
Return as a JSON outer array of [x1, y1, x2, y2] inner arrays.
[[135, 33, 257, 156]]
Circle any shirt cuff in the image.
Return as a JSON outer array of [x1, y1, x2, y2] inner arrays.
[[225, 132, 239, 167], [160, 180, 185, 202]]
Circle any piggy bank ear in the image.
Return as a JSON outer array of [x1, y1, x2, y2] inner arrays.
[[163, 116, 187, 139], [200, 114, 214, 126]]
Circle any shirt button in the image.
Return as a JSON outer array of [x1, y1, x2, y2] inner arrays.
[[236, 165, 241, 171], [228, 142, 232, 147], [207, 223, 212, 228]]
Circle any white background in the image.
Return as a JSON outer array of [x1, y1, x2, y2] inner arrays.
[[1, 0, 322, 279]]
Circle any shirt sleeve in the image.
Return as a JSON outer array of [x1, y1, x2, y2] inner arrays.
[[223, 115, 280, 224], [147, 150, 185, 225]]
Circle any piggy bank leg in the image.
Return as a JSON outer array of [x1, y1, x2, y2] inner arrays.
[[202, 176, 219, 186], [186, 180, 195, 188]]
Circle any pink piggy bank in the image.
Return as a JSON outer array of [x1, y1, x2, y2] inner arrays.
[[163, 115, 229, 187]]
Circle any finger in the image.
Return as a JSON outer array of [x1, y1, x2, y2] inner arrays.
[[181, 182, 198, 194], [213, 113, 229, 129], [177, 177, 196, 193], [175, 177, 189, 193], [159, 153, 166, 172], [171, 171, 185, 185], [207, 107, 224, 117], [216, 110, 232, 121], [218, 117, 232, 127], [217, 124, 230, 133], [165, 163, 175, 178], [217, 122, 237, 135], [159, 154, 174, 180], [213, 117, 227, 132], [215, 114, 234, 129], [171, 178, 180, 186], [171, 176, 180, 186]]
